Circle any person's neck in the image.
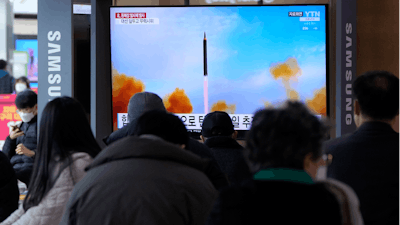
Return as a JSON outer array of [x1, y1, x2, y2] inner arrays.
[[357, 115, 395, 128]]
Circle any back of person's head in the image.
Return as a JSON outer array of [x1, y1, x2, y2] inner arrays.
[[15, 89, 37, 110], [127, 92, 166, 122], [246, 101, 328, 172], [201, 111, 234, 138], [23, 97, 101, 211], [129, 110, 189, 147], [15, 77, 30, 93], [0, 60, 6, 70], [353, 70, 399, 121]]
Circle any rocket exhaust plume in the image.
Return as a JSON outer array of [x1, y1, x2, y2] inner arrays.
[[163, 88, 193, 113], [306, 86, 327, 116], [112, 65, 145, 130], [204, 32, 209, 114], [211, 100, 236, 114], [270, 57, 302, 100]]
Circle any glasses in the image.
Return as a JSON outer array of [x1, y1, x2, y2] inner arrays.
[[322, 154, 333, 166]]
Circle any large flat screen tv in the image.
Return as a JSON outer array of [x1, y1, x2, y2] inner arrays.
[[110, 5, 328, 137]]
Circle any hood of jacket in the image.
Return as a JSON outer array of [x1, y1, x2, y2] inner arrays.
[[86, 135, 212, 173]]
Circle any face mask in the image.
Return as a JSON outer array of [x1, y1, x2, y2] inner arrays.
[[15, 83, 27, 93], [18, 112, 35, 123]]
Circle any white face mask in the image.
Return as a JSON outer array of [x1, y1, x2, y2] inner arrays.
[[18, 112, 35, 123], [15, 83, 27, 93]]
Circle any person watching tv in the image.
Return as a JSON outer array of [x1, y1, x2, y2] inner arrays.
[[1, 96, 101, 225], [207, 101, 363, 225], [103, 91, 229, 190], [60, 110, 218, 225], [200, 111, 251, 186], [325, 70, 399, 225]]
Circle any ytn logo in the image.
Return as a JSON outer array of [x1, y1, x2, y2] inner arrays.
[[305, 11, 320, 17]]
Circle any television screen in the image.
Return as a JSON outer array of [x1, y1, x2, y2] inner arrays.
[[110, 5, 327, 132], [15, 39, 38, 82]]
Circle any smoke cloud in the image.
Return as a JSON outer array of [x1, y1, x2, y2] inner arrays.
[[288, 89, 300, 100], [270, 57, 301, 81], [112, 66, 145, 130], [270, 57, 302, 100], [306, 87, 327, 116], [163, 88, 193, 113], [211, 100, 236, 114]]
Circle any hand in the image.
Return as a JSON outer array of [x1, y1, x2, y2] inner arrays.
[[10, 126, 24, 140], [15, 144, 35, 157]]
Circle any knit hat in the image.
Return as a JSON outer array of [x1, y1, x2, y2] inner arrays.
[[127, 92, 166, 123], [201, 111, 234, 137]]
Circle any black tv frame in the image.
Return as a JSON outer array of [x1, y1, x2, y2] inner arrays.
[[108, 4, 329, 140]]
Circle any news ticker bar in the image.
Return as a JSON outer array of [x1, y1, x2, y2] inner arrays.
[[118, 113, 253, 130], [118, 113, 323, 130], [115, 18, 159, 25]]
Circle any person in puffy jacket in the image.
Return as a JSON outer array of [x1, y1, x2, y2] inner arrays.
[[2, 90, 37, 187], [1, 97, 101, 225], [60, 110, 218, 225]]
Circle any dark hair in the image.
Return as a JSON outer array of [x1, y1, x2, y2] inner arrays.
[[129, 110, 189, 146], [0, 60, 6, 70], [15, 77, 31, 89], [353, 70, 399, 120], [15, 89, 37, 109], [245, 101, 328, 172], [23, 97, 101, 211]]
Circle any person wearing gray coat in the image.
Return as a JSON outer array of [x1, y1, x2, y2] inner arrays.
[[1, 97, 101, 225]]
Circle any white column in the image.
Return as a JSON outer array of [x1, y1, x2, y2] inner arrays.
[[0, 0, 14, 61]]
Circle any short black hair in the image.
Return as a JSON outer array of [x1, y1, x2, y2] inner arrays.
[[130, 110, 189, 146], [0, 60, 7, 70], [353, 70, 399, 120], [15, 90, 37, 109], [245, 101, 328, 171]]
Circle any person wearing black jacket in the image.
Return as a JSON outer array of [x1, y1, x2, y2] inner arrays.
[[0, 151, 19, 222], [325, 71, 399, 225], [2, 90, 37, 187], [200, 111, 251, 186], [60, 111, 218, 225], [103, 92, 229, 190], [207, 101, 343, 225]]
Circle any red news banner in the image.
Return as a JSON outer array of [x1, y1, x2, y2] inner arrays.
[[115, 12, 159, 25]]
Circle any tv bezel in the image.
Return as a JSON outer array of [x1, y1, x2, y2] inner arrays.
[[109, 4, 329, 140]]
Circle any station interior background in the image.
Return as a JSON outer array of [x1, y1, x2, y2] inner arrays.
[[0, 0, 400, 144]]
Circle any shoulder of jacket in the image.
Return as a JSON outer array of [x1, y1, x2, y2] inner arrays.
[[57, 153, 92, 178], [70, 153, 93, 169], [316, 178, 359, 205]]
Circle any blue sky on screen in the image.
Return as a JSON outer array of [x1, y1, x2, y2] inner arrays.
[[110, 6, 326, 114], [15, 39, 38, 63]]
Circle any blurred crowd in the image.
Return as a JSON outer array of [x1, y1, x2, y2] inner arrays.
[[0, 68, 397, 225]]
